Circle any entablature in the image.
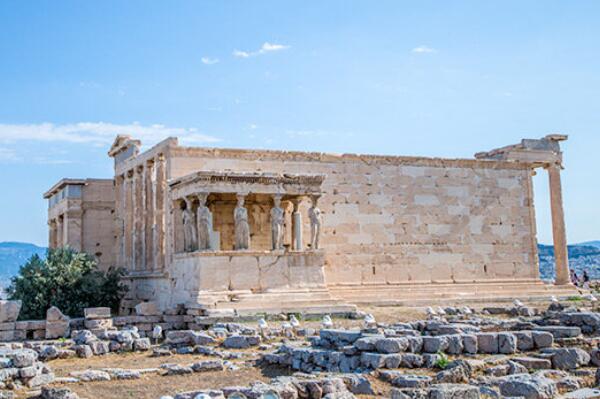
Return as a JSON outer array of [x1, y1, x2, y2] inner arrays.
[[169, 171, 324, 200]]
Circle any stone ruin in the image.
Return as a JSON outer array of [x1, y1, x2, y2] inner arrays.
[[42, 134, 579, 318], [2, 298, 600, 398]]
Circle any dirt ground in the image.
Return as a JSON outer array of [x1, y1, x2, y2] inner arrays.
[[21, 301, 576, 399], [50, 365, 283, 399]]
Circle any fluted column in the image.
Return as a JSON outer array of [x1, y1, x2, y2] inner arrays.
[[144, 160, 154, 270], [124, 171, 134, 270], [547, 163, 570, 285], [154, 154, 166, 270], [291, 198, 303, 251], [115, 175, 125, 268], [133, 166, 145, 271]]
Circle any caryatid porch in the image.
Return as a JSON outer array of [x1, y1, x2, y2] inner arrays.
[[166, 171, 337, 312]]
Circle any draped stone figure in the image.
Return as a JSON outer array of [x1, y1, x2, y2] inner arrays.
[[270, 195, 285, 250], [308, 196, 323, 250], [182, 199, 197, 252], [234, 195, 250, 250], [196, 193, 213, 251]]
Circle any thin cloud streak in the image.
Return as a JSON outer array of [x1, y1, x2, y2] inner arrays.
[[201, 57, 220, 65], [233, 42, 290, 58], [412, 45, 436, 53], [0, 122, 221, 147]]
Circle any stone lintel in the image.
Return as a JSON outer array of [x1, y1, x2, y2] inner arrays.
[[169, 171, 325, 200], [174, 249, 324, 258], [475, 134, 568, 167]]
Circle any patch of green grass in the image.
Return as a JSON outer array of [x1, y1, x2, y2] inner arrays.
[[434, 352, 449, 369], [567, 296, 583, 302]]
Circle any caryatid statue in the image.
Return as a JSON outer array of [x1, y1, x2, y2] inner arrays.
[[234, 194, 250, 250], [308, 195, 323, 250], [182, 198, 197, 252], [270, 195, 285, 250], [196, 193, 213, 251]]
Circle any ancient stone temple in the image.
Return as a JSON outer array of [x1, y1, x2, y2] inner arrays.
[[45, 134, 577, 314]]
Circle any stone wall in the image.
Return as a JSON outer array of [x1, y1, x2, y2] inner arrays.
[[166, 147, 538, 287], [81, 179, 116, 271], [169, 251, 327, 306], [46, 179, 116, 271]]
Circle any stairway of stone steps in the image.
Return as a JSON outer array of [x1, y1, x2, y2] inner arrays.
[[329, 280, 581, 305]]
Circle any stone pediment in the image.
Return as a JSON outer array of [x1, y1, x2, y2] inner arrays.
[[108, 135, 142, 159]]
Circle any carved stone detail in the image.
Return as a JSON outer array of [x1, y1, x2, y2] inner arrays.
[[234, 195, 250, 250], [196, 193, 213, 251], [308, 195, 323, 250], [270, 195, 285, 250], [182, 198, 197, 252]]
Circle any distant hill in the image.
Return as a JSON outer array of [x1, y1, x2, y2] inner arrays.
[[538, 243, 600, 281], [0, 241, 597, 287], [0, 242, 47, 288], [578, 241, 600, 249]]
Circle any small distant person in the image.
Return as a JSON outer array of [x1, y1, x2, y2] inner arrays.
[[583, 269, 590, 289], [570, 269, 579, 286]]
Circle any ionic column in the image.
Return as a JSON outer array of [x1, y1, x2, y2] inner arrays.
[[145, 160, 154, 270], [124, 171, 134, 270], [133, 166, 145, 271], [115, 175, 125, 268], [547, 162, 570, 285], [154, 154, 166, 270], [291, 198, 303, 251]]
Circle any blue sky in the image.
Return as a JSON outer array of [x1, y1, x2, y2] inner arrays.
[[0, 1, 598, 246]]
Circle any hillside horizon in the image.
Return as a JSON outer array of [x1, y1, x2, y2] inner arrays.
[[1, 240, 598, 286]]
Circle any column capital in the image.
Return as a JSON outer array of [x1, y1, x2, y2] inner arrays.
[[290, 197, 301, 211], [195, 192, 209, 202], [544, 160, 564, 170]]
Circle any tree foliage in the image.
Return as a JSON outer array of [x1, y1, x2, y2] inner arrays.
[[8, 247, 127, 320]]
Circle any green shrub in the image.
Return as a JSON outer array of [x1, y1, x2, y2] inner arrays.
[[434, 352, 449, 369], [8, 247, 127, 320]]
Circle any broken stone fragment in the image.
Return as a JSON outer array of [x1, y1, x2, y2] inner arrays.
[[0, 301, 21, 324], [499, 373, 557, 399], [134, 302, 160, 316]]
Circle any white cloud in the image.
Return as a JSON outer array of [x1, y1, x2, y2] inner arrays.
[[233, 42, 290, 58], [232, 50, 251, 58], [412, 45, 436, 54], [201, 57, 220, 65], [0, 147, 19, 162], [0, 122, 221, 147], [260, 42, 289, 53]]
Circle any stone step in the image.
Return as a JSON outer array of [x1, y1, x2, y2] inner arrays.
[[329, 280, 581, 306]]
